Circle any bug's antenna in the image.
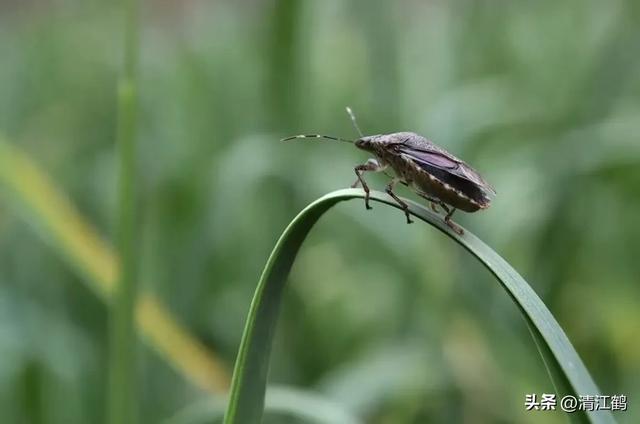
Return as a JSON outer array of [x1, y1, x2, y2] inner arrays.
[[281, 134, 353, 144], [345, 106, 364, 137]]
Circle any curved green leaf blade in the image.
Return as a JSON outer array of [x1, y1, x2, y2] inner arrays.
[[223, 188, 615, 424]]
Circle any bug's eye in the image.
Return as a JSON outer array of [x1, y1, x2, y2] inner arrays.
[[355, 138, 368, 148]]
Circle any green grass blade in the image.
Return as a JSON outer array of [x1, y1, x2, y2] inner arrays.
[[223, 188, 615, 424], [108, 0, 141, 421]]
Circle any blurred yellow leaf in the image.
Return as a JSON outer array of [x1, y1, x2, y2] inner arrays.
[[0, 137, 229, 393]]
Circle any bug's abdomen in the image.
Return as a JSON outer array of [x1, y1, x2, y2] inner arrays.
[[386, 154, 489, 212], [413, 170, 484, 212]]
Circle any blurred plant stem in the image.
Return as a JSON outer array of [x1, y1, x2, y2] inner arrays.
[[267, 0, 301, 128], [108, 0, 141, 422]]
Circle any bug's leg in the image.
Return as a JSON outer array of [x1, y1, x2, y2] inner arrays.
[[442, 205, 463, 235], [385, 178, 413, 224], [351, 158, 380, 189], [351, 158, 385, 209], [382, 169, 401, 182], [415, 190, 441, 213]]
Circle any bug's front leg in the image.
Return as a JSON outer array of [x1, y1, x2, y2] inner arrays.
[[385, 178, 413, 224], [351, 158, 385, 210], [440, 204, 463, 235]]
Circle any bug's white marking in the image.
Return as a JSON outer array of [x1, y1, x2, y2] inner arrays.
[[411, 162, 485, 207]]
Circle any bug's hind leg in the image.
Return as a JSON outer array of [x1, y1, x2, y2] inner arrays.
[[440, 204, 463, 235], [385, 179, 413, 224], [351, 158, 385, 210], [415, 190, 441, 213]]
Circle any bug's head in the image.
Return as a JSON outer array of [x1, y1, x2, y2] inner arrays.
[[346, 106, 378, 152], [354, 136, 376, 152]]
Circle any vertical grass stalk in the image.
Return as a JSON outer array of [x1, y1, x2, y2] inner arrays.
[[108, 0, 140, 423]]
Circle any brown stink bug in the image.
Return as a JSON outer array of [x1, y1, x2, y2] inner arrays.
[[282, 107, 496, 234]]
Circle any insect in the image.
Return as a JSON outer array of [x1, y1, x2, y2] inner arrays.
[[282, 107, 496, 234]]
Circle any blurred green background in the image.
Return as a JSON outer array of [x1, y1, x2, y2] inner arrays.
[[1, 0, 639, 423]]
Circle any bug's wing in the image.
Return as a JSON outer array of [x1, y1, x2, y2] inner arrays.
[[396, 145, 497, 197]]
